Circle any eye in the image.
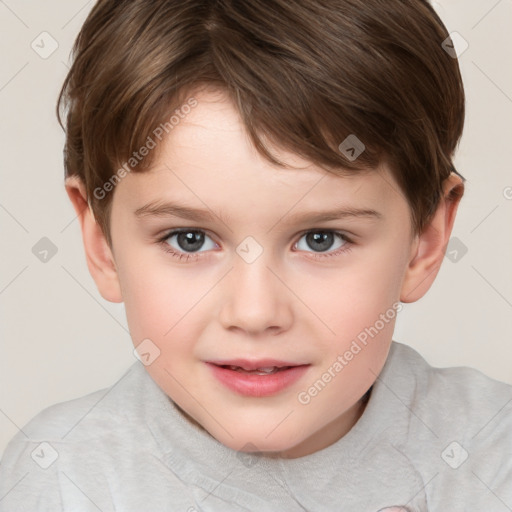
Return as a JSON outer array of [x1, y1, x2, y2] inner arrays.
[[157, 228, 353, 262], [294, 230, 351, 258], [158, 229, 217, 261]]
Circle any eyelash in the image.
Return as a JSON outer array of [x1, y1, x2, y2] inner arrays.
[[156, 228, 354, 262]]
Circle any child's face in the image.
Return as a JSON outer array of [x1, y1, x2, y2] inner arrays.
[[108, 88, 417, 458]]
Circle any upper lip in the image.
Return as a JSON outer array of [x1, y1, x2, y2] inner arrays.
[[206, 359, 308, 370]]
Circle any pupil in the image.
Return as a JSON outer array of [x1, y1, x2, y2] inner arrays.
[[307, 232, 333, 252], [177, 231, 204, 252]]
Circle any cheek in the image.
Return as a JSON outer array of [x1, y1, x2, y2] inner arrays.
[[119, 264, 210, 393], [117, 255, 209, 351], [295, 241, 405, 404], [300, 250, 404, 343], [297, 287, 398, 425]]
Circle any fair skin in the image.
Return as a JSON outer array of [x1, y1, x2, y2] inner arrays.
[[66, 88, 463, 459]]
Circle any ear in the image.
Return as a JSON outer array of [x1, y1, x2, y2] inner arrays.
[[400, 173, 464, 303], [65, 175, 123, 303]]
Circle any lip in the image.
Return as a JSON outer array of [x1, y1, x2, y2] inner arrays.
[[206, 358, 305, 371], [205, 360, 310, 397]]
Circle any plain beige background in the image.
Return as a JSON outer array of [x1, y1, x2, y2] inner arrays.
[[0, 0, 511, 457]]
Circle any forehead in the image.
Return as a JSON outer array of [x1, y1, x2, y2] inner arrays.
[[113, 89, 408, 224]]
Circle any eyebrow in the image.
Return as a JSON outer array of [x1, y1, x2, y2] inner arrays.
[[133, 200, 383, 224]]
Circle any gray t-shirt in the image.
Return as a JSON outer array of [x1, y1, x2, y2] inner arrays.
[[1, 341, 511, 511]]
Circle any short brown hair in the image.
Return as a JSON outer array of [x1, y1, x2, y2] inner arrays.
[[57, 0, 465, 247]]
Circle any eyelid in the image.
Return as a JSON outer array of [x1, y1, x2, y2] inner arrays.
[[295, 226, 356, 240]]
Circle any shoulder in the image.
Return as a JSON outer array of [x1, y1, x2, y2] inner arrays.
[[389, 341, 512, 428], [20, 386, 111, 441], [0, 362, 154, 508], [0, 362, 148, 476], [6, 370, 130, 447], [384, 342, 512, 507], [0, 386, 107, 509]]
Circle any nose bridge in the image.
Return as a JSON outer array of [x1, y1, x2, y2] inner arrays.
[[218, 239, 293, 334]]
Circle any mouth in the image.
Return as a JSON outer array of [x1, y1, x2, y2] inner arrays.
[[205, 359, 310, 397]]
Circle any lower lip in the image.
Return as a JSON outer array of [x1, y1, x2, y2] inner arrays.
[[206, 363, 310, 397]]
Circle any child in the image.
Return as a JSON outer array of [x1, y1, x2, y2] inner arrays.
[[1, 0, 511, 510]]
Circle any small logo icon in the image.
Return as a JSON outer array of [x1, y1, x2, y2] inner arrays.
[[338, 134, 365, 162], [31, 442, 59, 469], [32, 237, 58, 263], [133, 338, 161, 366], [236, 236, 263, 264], [441, 441, 469, 469], [31, 32, 59, 59], [445, 236, 468, 263], [236, 442, 261, 468], [442, 32, 469, 59]]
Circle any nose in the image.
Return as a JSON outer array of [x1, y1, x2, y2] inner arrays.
[[218, 252, 294, 336]]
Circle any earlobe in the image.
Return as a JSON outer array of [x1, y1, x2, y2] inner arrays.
[[400, 173, 464, 303], [65, 175, 123, 303]]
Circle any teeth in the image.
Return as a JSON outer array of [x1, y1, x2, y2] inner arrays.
[[227, 365, 282, 375], [256, 366, 279, 373]]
